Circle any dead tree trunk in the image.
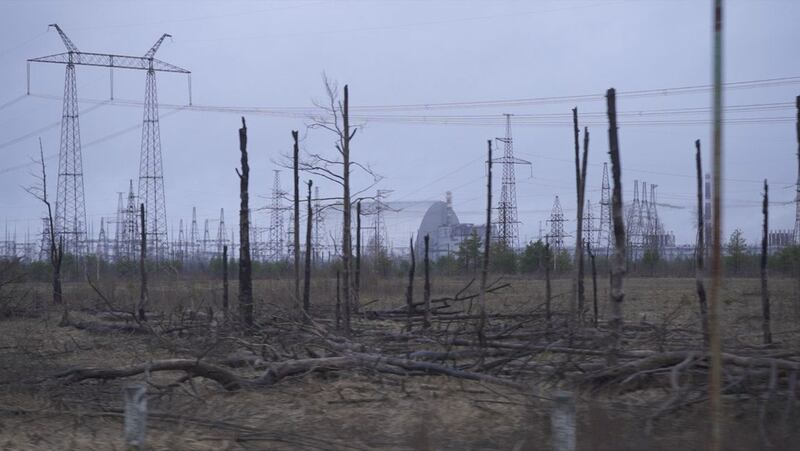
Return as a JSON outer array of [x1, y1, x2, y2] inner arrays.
[[405, 237, 416, 332], [795, 96, 800, 308], [341, 85, 353, 333], [423, 234, 431, 329], [335, 270, 341, 330], [355, 200, 361, 309], [31, 141, 65, 318], [138, 203, 148, 322], [222, 244, 229, 314], [761, 179, 772, 344], [572, 109, 587, 319], [237, 117, 253, 328], [587, 240, 598, 328], [303, 180, 313, 319], [545, 242, 552, 327], [478, 139, 493, 344], [695, 140, 709, 345], [606, 88, 626, 365], [292, 130, 301, 309], [53, 236, 63, 309]]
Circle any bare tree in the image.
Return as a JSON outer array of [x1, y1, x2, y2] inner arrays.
[[572, 109, 588, 319], [405, 237, 416, 332], [222, 244, 229, 314], [545, 242, 552, 329], [477, 139, 493, 344], [423, 234, 431, 329], [25, 139, 65, 324], [587, 239, 598, 328], [303, 180, 313, 320], [304, 76, 382, 332], [138, 203, 148, 321], [355, 200, 361, 307], [761, 179, 772, 344], [606, 88, 626, 365], [695, 140, 709, 344], [237, 117, 253, 328], [292, 130, 301, 309]]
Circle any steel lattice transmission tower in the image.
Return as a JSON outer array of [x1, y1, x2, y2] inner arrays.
[[268, 170, 286, 261], [216, 208, 227, 256], [546, 195, 566, 252], [495, 114, 531, 250], [30, 25, 89, 257], [28, 25, 191, 260], [598, 162, 613, 256]]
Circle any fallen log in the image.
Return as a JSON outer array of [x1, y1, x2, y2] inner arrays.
[[52, 353, 532, 392]]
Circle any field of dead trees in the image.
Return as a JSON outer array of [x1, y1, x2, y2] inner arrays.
[[1, 268, 800, 450]]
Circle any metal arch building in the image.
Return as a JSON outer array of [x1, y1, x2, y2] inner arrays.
[[360, 196, 486, 260]]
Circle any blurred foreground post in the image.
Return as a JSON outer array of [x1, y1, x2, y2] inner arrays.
[[550, 390, 576, 451], [123, 383, 147, 450], [709, 1, 725, 448]]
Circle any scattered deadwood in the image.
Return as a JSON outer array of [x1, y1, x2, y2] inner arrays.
[[53, 353, 529, 392]]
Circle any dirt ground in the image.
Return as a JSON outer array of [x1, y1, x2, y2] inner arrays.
[[1, 276, 798, 450]]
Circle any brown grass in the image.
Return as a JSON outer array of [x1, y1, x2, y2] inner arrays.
[[1, 275, 798, 449]]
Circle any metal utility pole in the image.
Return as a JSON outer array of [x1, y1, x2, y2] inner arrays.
[[495, 114, 530, 250]]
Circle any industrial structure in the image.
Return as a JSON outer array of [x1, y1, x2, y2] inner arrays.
[[494, 114, 530, 250], [27, 24, 190, 261]]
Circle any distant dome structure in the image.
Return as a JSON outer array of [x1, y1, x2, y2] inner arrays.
[[360, 192, 485, 260]]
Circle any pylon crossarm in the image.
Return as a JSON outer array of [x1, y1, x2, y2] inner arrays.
[[28, 52, 189, 74]]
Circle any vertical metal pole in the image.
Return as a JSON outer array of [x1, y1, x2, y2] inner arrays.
[[26, 62, 30, 95], [188, 74, 192, 106], [709, 0, 724, 450]]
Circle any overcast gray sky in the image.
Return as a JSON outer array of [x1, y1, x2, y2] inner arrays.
[[1, 0, 799, 249]]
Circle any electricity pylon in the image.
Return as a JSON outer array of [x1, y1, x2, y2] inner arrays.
[[28, 24, 190, 261]]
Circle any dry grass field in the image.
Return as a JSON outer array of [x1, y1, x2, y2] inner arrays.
[[1, 275, 799, 449]]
